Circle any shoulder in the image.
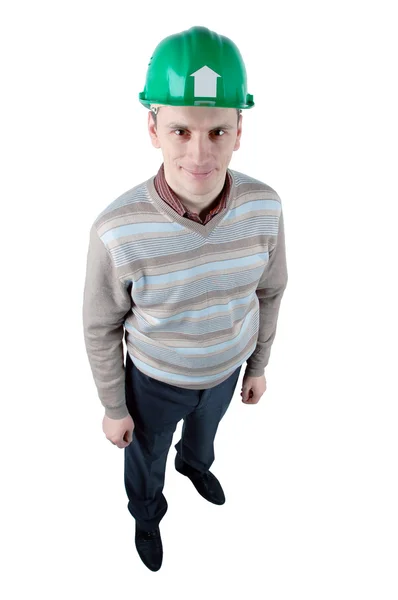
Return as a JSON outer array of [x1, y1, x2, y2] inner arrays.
[[92, 176, 153, 230], [228, 169, 282, 222], [228, 169, 281, 202]]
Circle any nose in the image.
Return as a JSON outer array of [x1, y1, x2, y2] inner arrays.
[[186, 133, 213, 165]]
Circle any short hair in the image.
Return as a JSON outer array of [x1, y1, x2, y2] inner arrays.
[[150, 107, 242, 129]]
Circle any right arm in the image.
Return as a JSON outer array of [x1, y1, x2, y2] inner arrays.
[[82, 224, 132, 420]]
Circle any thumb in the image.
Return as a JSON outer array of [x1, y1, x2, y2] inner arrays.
[[124, 429, 133, 444], [241, 388, 252, 402]]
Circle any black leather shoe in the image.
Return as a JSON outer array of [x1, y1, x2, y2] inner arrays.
[[175, 454, 225, 505], [135, 523, 163, 571]]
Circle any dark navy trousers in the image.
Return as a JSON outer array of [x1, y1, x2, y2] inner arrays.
[[123, 351, 242, 531]]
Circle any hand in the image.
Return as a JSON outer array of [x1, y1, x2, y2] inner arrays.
[[102, 413, 135, 448], [240, 374, 267, 404]]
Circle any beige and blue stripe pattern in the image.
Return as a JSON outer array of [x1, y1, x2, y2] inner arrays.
[[83, 168, 288, 419]]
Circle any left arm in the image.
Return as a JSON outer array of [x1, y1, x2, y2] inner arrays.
[[244, 207, 288, 378]]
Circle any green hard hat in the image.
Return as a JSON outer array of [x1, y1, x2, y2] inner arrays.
[[138, 26, 254, 110]]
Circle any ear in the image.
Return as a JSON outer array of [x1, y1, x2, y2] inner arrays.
[[233, 114, 242, 151], [148, 111, 161, 149]]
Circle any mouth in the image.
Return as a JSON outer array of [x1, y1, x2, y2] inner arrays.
[[183, 168, 214, 180]]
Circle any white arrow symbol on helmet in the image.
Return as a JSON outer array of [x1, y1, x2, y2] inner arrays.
[[190, 66, 221, 97]]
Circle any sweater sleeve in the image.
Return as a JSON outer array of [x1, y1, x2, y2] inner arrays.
[[82, 224, 132, 419], [245, 207, 288, 377]]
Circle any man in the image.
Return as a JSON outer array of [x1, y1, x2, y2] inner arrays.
[[82, 26, 288, 572]]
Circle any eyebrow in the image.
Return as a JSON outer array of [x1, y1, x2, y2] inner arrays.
[[165, 122, 234, 130]]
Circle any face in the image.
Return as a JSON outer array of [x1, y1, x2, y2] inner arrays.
[[148, 105, 242, 201]]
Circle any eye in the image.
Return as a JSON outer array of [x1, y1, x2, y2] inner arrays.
[[172, 128, 226, 137]]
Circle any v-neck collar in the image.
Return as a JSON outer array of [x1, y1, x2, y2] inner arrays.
[[145, 170, 237, 239]]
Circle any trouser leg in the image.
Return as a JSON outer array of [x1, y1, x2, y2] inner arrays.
[[124, 423, 175, 531], [174, 365, 242, 473], [123, 352, 202, 530]]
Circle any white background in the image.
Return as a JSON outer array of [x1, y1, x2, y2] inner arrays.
[[1, 1, 397, 598]]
